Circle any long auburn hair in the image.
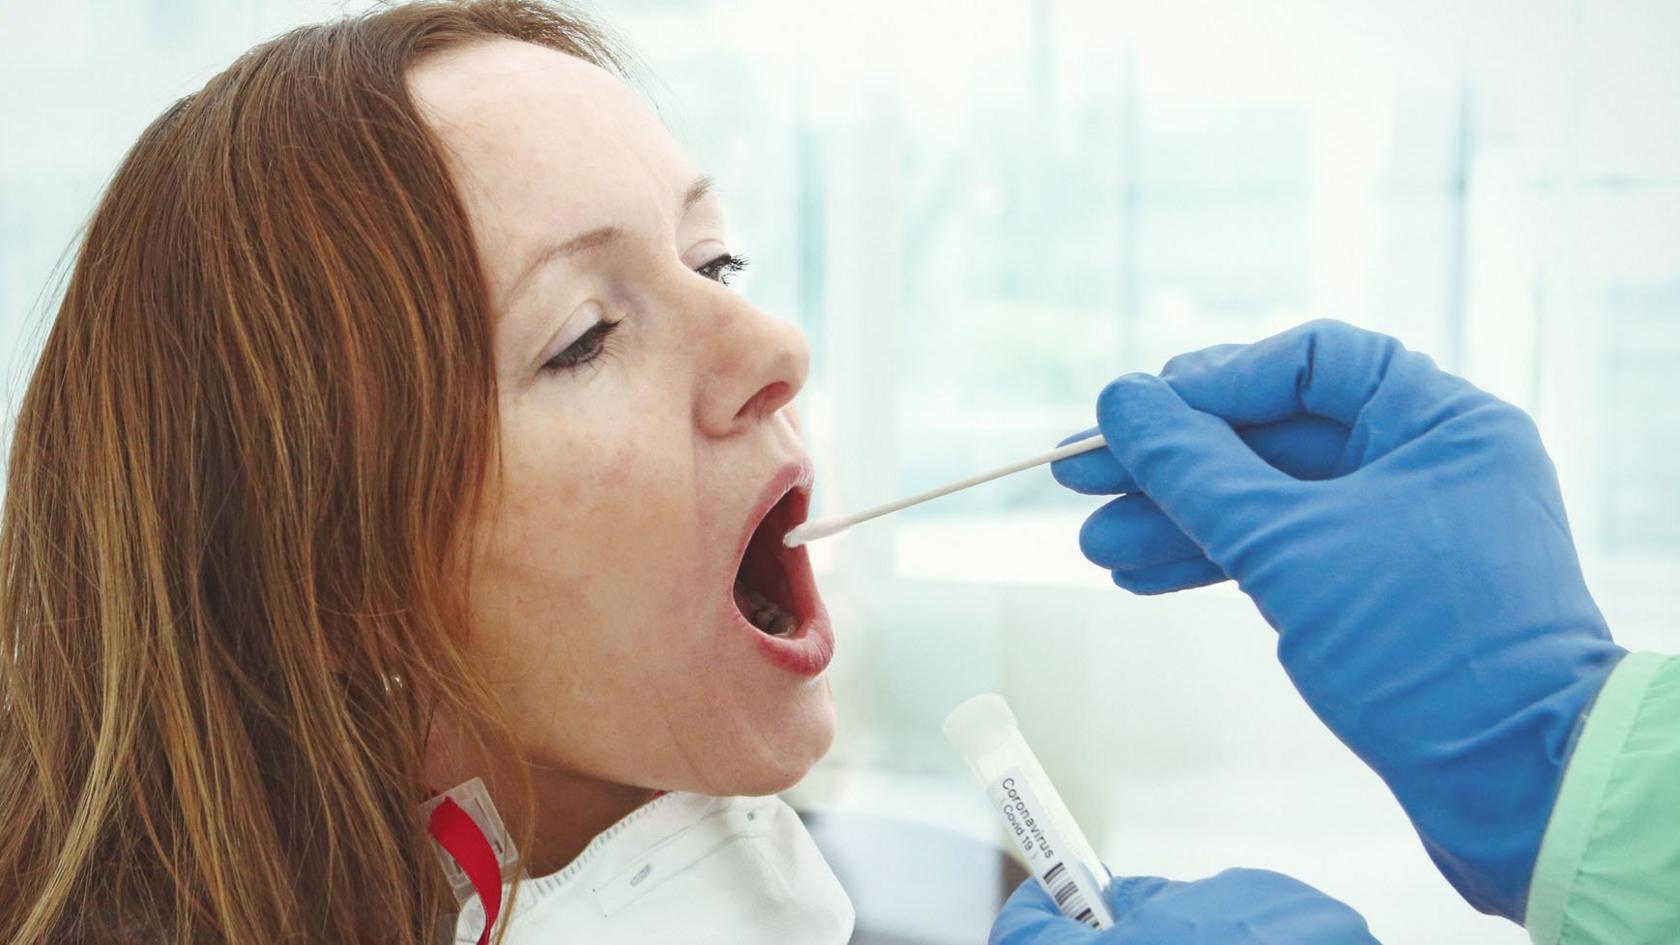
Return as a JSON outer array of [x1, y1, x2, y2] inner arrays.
[[0, 3, 622, 942]]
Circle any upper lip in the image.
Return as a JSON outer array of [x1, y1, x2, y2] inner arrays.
[[734, 458, 814, 570]]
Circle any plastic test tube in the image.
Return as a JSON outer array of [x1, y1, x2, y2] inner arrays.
[[944, 693, 1115, 930]]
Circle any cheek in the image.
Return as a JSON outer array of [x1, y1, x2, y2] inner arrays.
[[465, 404, 717, 740], [491, 403, 686, 563], [486, 427, 704, 649]]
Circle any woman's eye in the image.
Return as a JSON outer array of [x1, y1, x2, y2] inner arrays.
[[695, 252, 749, 285], [537, 255, 745, 377], [541, 319, 620, 374]]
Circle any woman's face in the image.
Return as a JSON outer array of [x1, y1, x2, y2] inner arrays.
[[410, 39, 834, 798]]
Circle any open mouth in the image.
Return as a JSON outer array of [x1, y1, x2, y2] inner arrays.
[[732, 484, 810, 637]]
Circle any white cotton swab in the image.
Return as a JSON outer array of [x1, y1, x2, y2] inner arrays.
[[782, 433, 1109, 548]]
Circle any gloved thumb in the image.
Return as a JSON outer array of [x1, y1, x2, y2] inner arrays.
[[989, 877, 1105, 945], [981, 874, 1182, 934], [1094, 374, 1295, 559], [989, 874, 1177, 944]]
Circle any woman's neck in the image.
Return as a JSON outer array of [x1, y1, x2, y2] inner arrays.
[[517, 770, 661, 876], [423, 723, 661, 878]]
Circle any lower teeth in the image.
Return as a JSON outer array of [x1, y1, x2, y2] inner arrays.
[[736, 582, 795, 636]]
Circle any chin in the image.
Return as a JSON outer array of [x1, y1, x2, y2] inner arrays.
[[722, 688, 836, 797]]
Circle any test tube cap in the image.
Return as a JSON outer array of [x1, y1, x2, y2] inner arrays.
[[943, 692, 1019, 761]]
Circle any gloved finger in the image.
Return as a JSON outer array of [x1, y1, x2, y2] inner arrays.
[[989, 878, 1104, 945], [1095, 374, 1296, 552], [1111, 556, 1226, 595], [1056, 415, 1350, 496], [1241, 415, 1350, 481], [1160, 319, 1472, 438], [1078, 495, 1202, 571], [1074, 416, 1344, 570], [1053, 426, 1126, 495]]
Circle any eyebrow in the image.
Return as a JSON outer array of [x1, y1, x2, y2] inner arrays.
[[503, 176, 714, 310]]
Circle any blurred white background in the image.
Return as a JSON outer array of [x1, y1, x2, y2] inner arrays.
[[3, 1, 1679, 942]]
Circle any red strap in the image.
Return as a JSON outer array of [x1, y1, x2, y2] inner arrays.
[[428, 797, 503, 945]]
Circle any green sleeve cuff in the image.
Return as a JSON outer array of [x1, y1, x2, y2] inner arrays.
[[1526, 651, 1680, 945]]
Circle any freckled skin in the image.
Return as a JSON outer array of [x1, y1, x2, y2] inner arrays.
[[408, 38, 833, 872]]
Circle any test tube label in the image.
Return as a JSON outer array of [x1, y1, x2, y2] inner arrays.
[[986, 766, 1106, 929]]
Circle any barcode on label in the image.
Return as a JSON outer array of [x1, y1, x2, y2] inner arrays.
[[1041, 861, 1099, 928]]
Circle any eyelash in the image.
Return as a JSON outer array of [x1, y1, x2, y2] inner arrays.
[[696, 252, 749, 285], [542, 319, 621, 374], [540, 253, 751, 374]]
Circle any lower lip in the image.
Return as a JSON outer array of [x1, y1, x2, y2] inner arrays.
[[730, 542, 834, 677]]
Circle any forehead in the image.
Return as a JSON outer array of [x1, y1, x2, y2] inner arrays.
[[407, 39, 693, 278]]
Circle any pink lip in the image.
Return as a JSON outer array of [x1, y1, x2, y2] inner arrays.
[[728, 459, 835, 677]]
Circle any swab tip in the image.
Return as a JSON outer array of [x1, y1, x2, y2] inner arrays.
[[783, 517, 846, 548]]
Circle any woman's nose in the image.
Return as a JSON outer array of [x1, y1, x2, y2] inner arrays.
[[694, 290, 810, 439]]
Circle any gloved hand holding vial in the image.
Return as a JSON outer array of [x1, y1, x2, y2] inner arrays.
[[947, 693, 1378, 944], [944, 693, 1115, 930]]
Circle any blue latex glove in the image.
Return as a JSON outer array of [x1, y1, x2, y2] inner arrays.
[[1053, 320, 1626, 921], [991, 869, 1379, 945]]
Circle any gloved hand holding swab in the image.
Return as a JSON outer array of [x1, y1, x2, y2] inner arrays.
[[782, 433, 1108, 547]]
